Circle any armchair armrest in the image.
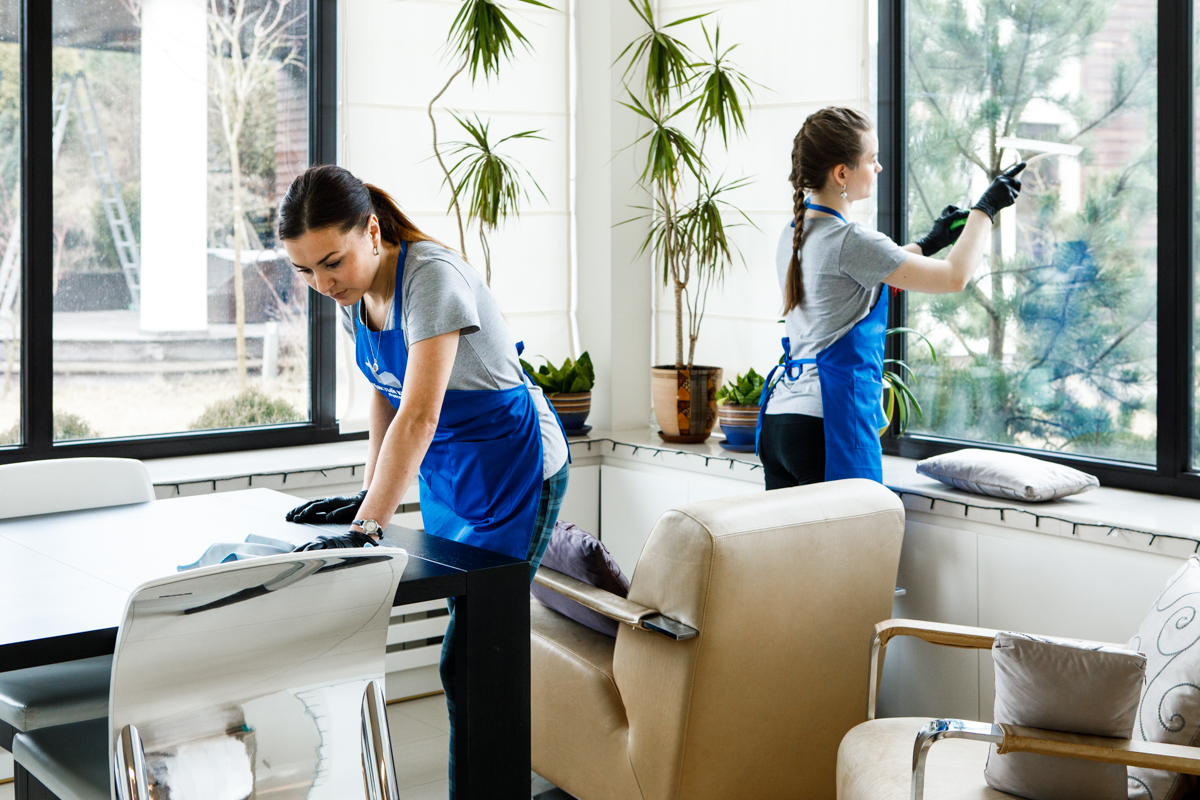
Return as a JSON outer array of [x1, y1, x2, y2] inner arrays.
[[532, 567, 698, 641], [911, 719, 1200, 800], [867, 620, 1127, 720]]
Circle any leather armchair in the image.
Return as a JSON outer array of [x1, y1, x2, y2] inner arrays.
[[530, 479, 906, 800], [837, 619, 1200, 800]]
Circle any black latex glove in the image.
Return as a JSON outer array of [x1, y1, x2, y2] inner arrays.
[[292, 529, 379, 552], [285, 490, 367, 524], [973, 162, 1026, 221], [916, 204, 971, 256]]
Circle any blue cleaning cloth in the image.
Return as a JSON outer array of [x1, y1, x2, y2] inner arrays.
[[177, 534, 296, 572]]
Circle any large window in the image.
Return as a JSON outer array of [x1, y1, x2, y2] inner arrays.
[[882, 1, 1195, 493], [1, 0, 342, 461]]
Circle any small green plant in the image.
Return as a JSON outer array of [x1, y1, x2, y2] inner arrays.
[[716, 369, 764, 407], [521, 351, 594, 395], [882, 328, 936, 436], [188, 387, 302, 431], [0, 412, 100, 444]]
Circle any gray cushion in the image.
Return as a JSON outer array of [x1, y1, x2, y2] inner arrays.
[[985, 632, 1145, 800], [1127, 557, 1200, 800], [530, 521, 629, 637], [12, 717, 109, 800], [0, 655, 111, 731], [917, 448, 1099, 502]]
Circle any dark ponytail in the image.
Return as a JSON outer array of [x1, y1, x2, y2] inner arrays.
[[277, 164, 443, 249], [784, 107, 873, 314]]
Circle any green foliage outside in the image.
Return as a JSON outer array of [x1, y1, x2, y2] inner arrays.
[[716, 369, 764, 407], [187, 388, 303, 431], [93, 183, 140, 274], [0, 412, 100, 444], [521, 352, 594, 395], [904, 0, 1157, 463]]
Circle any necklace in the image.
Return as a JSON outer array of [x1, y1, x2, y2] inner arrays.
[[364, 268, 396, 374]]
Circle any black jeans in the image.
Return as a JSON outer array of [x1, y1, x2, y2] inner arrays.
[[759, 412, 826, 490]]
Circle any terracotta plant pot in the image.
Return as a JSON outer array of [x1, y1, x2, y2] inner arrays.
[[717, 404, 759, 448], [652, 365, 723, 444], [548, 392, 591, 433]]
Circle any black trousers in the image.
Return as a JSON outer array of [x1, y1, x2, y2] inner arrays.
[[759, 412, 826, 490]]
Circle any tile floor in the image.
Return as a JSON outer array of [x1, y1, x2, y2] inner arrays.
[[0, 694, 573, 800]]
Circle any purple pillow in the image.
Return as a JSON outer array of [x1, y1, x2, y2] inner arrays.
[[531, 521, 630, 637]]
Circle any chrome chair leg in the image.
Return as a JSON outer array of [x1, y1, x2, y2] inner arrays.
[[113, 724, 150, 800], [911, 719, 1003, 800], [361, 679, 399, 800]]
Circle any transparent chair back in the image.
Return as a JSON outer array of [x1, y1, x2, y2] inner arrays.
[[106, 548, 407, 800]]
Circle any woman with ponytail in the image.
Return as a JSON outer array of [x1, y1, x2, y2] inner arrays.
[[757, 107, 1024, 488], [276, 165, 569, 793]]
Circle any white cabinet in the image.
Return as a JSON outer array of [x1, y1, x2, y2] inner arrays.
[[558, 464, 600, 534]]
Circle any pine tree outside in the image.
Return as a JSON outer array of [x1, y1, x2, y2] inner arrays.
[[903, 0, 1159, 464]]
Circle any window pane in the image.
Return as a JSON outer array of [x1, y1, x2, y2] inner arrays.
[[0, 0, 17, 446], [51, 0, 309, 441], [904, 0, 1158, 463], [1194, 0, 1200, 468]]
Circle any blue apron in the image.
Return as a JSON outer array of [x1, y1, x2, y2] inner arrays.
[[755, 203, 889, 483], [354, 242, 545, 560]]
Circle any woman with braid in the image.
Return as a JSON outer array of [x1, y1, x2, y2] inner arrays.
[[756, 107, 1024, 489]]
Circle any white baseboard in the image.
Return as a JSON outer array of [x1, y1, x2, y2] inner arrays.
[[385, 665, 443, 702]]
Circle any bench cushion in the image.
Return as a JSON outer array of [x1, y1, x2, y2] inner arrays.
[[0, 656, 111, 732], [12, 717, 108, 800]]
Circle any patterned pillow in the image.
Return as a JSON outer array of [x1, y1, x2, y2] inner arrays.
[[1127, 558, 1200, 800]]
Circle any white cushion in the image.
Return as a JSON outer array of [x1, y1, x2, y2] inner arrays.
[[1127, 557, 1200, 800], [985, 632, 1145, 800], [916, 449, 1099, 502]]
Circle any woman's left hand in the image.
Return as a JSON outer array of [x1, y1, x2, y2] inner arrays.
[[916, 204, 971, 256], [292, 529, 379, 551]]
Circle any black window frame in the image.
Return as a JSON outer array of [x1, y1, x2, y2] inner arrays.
[[878, 0, 1199, 498], [2, 0, 362, 465]]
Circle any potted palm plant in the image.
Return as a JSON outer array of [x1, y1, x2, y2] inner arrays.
[[619, 3, 756, 443], [521, 351, 595, 434], [715, 369, 764, 452]]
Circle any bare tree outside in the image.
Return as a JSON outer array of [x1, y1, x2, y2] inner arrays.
[[207, 0, 304, 389]]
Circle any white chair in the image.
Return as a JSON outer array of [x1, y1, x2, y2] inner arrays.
[[13, 547, 408, 800], [0, 459, 155, 747]]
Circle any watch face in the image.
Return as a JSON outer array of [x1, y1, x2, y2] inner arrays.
[[363, 519, 380, 535]]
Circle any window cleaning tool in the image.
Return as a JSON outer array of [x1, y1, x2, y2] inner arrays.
[[996, 135, 1084, 168]]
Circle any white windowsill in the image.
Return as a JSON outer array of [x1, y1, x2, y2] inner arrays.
[[143, 430, 1200, 559]]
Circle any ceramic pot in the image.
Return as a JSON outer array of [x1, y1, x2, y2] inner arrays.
[[651, 365, 723, 444], [548, 392, 591, 432], [717, 404, 759, 447]]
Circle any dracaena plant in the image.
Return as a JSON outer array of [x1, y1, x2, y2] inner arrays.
[[619, 3, 758, 369], [881, 328, 936, 436], [716, 369, 765, 407], [428, 0, 552, 265], [520, 352, 595, 395]]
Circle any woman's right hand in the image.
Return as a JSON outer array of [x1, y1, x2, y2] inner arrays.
[[973, 162, 1026, 221], [285, 490, 367, 523]]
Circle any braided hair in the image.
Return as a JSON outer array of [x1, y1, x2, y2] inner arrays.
[[784, 107, 873, 313]]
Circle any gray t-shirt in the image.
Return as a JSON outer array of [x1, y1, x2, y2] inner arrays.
[[766, 217, 908, 417], [342, 240, 568, 477]]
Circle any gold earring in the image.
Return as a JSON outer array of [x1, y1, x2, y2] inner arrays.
[[373, 245, 379, 255]]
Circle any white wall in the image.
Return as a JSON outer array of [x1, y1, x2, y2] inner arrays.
[[338, 0, 572, 357], [653, 0, 875, 376]]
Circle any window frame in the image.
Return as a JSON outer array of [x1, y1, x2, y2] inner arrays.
[[878, 0, 1199, 497], [1, 0, 363, 465]]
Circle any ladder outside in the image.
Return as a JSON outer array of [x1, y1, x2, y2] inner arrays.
[[0, 70, 142, 322]]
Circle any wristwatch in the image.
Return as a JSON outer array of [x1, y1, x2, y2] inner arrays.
[[352, 518, 383, 537]]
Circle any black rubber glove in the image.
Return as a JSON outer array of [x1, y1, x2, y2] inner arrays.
[[973, 162, 1026, 221], [285, 490, 367, 524], [916, 205, 972, 256], [292, 529, 379, 552]]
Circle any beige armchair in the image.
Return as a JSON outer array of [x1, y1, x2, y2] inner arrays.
[[837, 619, 1200, 799], [530, 479, 905, 800]]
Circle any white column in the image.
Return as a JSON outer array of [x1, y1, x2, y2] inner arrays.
[[574, 0, 653, 431], [140, 0, 208, 331]]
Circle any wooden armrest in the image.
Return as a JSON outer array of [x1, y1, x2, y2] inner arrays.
[[533, 567, 698, 640], [868, 619, 1131, 720], [999, 724, 1200, 775], [875, 618, 999, 650]]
